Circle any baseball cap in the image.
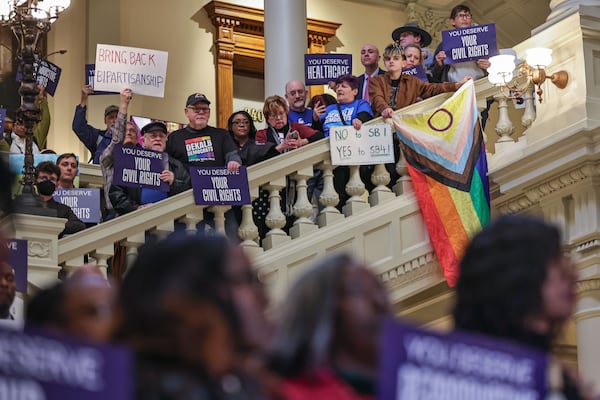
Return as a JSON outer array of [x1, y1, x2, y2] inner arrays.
[[186, 93, 211, 107], [141, 121, 168, 135], [104, 105, 119, 117]]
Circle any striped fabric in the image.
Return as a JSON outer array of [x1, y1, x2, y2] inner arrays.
[[392, 80, 490, 287]]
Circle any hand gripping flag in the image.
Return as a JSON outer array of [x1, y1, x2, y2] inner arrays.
[[391, 80, 490, 286]]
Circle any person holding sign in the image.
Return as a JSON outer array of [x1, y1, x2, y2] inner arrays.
[[34, 161, 86, 237], [431, 4, 490, 84], [267, 253, 390, 400], [110, 121, 190, 216], [0, 86, 50, 154], [72, 84, 119, 164], [454, 215, 597, 399], [368, 43, 469, 119]]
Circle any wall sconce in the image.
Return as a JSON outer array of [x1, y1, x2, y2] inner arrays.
[[487, 48, 568, 103]]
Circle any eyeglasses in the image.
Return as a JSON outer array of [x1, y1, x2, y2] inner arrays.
[[232, 120, 250, 126], [187, 106, 210, 113], [455, 13, 472, 19], [287, 89, 305, 96], [126, 127, 138, 134]]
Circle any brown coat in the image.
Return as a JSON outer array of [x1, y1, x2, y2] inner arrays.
[[368, 72, 457, 117]]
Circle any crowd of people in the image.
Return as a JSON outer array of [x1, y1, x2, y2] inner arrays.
[[0, 3, 598, 398], [1, 5, 484, 243]]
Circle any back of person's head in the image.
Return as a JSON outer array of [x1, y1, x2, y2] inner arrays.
[[383, 43, 405, 59], [268, 253, 389, 377], [26, 282, 68, 330], [453, 215, 562, 348], [450, 4, 471, 19], [263, 95, 289, 119], [117, 235, 242, 373], [35, 160, 61, 180]]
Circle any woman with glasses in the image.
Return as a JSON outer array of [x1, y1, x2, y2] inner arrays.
[[255, 95, 321, 153]]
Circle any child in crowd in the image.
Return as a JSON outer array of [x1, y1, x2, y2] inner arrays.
[[368, 43, 470, 118]]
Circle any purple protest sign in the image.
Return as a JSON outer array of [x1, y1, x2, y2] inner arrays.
[[113, 144, 170, 192], [378, 318, 547, 400], [85, 64, 119, 95], [190, 166, 251, 206], [0, 108, 5, 130], [0, 326, 132, 400], [304, 54, 352, 86], [402, 64, 429, 82], [442, 23, 498, 64], [36, 60, 61, 96], [4, 239, 27, 293], [53, 188, 101, 223]]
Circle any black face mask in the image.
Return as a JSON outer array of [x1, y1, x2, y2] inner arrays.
[[36, 180, 56, 196]]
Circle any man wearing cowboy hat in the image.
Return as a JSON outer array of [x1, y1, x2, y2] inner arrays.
[[391, 22, 435, 72]]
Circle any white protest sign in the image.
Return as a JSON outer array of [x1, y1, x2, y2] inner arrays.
[[329, 123, 394, 165], [94, 44, 168, 97]]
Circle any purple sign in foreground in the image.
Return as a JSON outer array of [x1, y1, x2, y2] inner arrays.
[[113, 144, 170, 192], [190, 166, 251, 206], [4, 239, 27, 293], [378, 318, 547, 400], [442, 23, 498, 64], [0, 109, 5, 131], [53, 188, 101, 223], [304, 54, 352, 86], [402, 64, 429, 82], [0, 326, 132, 400], [85, 64, 119, 95]]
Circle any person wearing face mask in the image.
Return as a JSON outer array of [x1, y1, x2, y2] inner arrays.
[[34, 161, 86, 238]]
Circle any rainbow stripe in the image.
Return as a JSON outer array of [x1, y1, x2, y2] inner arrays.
[[392, 81, 490, 286]]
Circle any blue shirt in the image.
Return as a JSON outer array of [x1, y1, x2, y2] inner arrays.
[[140, 188, 168, 205], [320, 100, 373, 137], [288, 108, 314, 127]]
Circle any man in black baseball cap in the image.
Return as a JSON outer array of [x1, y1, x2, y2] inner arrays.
[[166, 92, 241, 172], [109, 120, 191, 216]]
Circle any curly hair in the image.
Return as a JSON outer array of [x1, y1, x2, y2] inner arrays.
[[227, 110, 258, 141], [453, 215, 563, 350]]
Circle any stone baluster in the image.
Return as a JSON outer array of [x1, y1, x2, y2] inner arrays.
[[238, 204, 262, 256], [520, 84, 536, 131], [493, 95, 516, 152], [63, 255, 86, 276], [178, 209, 205, 235], [317, 161, 344, 228], [150, 220, 175, 240], [343, 165, 370, 217], [393, 150, 413, 196], [263, 178, 290, 250], [369, 163, 395, 206], [122, 232, 145, 273], [91, 244, 115, 278], [208, 205, 231, 236], [290, 167, 318, 239]]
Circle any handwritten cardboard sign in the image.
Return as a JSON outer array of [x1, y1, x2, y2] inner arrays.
[[190, 166, 251, 206], [442, 23, 498, 64], [112, 144, 169, 192], [0, 326, 132, 400], [53, 188, 101, 223], [94, 44, 168, 97], [304, 54, 352, 86], [402, 64, 429, 82], [329, 123, 394, 166], [379, 318, 547, 400]]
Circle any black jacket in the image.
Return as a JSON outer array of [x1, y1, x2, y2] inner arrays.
[[44, 198, 86, 238]]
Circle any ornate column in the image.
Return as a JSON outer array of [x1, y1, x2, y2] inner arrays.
[[264, 0, 307, 97], [574, 277, 600, 390]]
